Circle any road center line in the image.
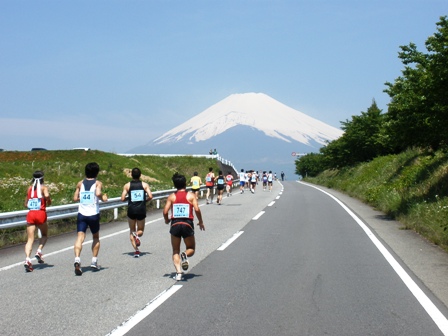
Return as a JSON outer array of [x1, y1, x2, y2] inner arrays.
[[217, 231, 244, 251], [300, 182, 448, 335], [106, 284, 183, 336], [252, 211, 265, 220]]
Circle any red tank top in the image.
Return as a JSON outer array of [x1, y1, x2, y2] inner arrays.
[[27, 186, 47, 211], [171, 190, 194, 220]]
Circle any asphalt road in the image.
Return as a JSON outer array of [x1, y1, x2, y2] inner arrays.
[[1, 181, 448, 335]]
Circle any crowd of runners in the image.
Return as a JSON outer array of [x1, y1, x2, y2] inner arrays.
[[22, 163, 276, 280]]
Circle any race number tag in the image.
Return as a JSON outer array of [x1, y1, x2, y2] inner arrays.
[[131, 190, 144, 202], [217, 178, 224, 185], [27, 198, 41, 210], [206, 176, 212, 182], [192, 180, 199, 187], [173, 203, 189, 218], [80, 191, 95, 204]]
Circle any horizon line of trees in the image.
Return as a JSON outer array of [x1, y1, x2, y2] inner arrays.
[[296, 16, 448, 177]]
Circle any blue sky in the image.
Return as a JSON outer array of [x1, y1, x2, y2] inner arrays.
[[0, 0, 445, 153]]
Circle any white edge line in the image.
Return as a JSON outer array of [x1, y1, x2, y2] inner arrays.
[[300, 182, 448, 335], [268, 201, 275, 207], [106, 284, 183, 336], [217, 231, 244, 251]]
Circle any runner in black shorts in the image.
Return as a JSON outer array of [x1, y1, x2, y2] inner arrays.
[[215, 170, 225, 205], [121, 168, 153, 258], [163, 173, 205, 281]]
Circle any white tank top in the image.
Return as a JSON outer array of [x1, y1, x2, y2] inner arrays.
[[78, 179, 100, 216]]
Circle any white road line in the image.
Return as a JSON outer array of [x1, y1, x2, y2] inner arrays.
[[268, 201, 275, 207], [106, 285, 183, 336], [252, 211, 265, 220], [217, 231, 244, 251], [276, 196, 280, 199], [300, 182, 448, 335], [0, 217, 163, 272]]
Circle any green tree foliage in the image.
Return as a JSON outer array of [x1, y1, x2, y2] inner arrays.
[[384, 16, 448, 151], [295, 152, 326, 177], [323, 100, 386, 168]]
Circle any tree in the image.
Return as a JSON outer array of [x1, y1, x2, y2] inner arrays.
[[317, 100, 386, 169], [295, 153, 326, 177], [384, 16, 448, 151]]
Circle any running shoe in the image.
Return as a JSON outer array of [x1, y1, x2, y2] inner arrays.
[[174, 273, 183, 281], [24, 260, 33, 272], [74, 262, 82, 276], [133, 232, 141, 247], [134, 250, 140, 258], [90, 261, 100, 270], [35, 252, 44, 264], [180, 252, 189, 271]]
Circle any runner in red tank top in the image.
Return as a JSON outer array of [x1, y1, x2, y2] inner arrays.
[[23, 170, 52, 272], [163, 173, 205, 281]]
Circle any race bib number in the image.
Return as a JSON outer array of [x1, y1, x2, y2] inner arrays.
[[192, 180, 199, 187], [27, 198, 41, 210], [130, 190, 144, 202], [206, 176, 212, 182], [217, 178, 224, 185], [80, 191, 95, 204], [173, 203, 189, 218]]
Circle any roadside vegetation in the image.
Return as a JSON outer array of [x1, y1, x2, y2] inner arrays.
[[297, 17, 448, 251], [304, 148, 448, 251], [0, 150, 220, 247]]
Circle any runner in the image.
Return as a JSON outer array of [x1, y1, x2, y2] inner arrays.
[[205, 167, 215, 204], [225, 171, 233, 197], [121, 168, 153, 258], [262, 171, 268, 191], [163, 173, 205, 281], [268, 170, 274, 192], [215, 170, 225, 205], [238, 169, 246, 194], [190, 171, 202, 200], [72, 162, 108, 276], [23, 171, 52, 272], [250, 170, 258, 193]]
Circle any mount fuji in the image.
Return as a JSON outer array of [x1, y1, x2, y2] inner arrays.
[[129, 93, 343, 178]]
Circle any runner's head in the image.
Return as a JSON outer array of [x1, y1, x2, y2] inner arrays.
[[32, 170, 44, 184], [131, 167, 141, 179], [172, 172, 187, 189], [209, 167, 213, 172], [193, 171, 198, 176], [85, 162, 100, 178]]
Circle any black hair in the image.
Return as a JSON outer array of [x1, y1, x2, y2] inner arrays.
[[32, 170, 44, 185], [85, 162, 100, 178], [218, 170, 223, 175], [172, 172, 186, 189], [209, 167, 213, 172], [193, 171, 198, 176], [132, 167, 141, 179]]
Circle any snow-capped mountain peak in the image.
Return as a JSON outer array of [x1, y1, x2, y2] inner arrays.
[[153, 92, 342, 146]]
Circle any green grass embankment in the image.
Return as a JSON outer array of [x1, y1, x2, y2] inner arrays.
[[0, 150, 220, 247], [304, 148, 448, 252]]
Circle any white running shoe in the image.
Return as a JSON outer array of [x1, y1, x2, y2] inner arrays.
[[181, 252, 189, 272]]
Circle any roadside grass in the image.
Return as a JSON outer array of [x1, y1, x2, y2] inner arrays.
[[0, 150, 220, 248], [305, 148, 448, 251]]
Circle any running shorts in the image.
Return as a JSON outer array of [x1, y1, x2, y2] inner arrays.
[[170, 219, 194, 238], [77, 213, 101, 234], [26, 210, 47, 225]]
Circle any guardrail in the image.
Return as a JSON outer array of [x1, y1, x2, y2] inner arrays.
[[0, 182, 240, 230]]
